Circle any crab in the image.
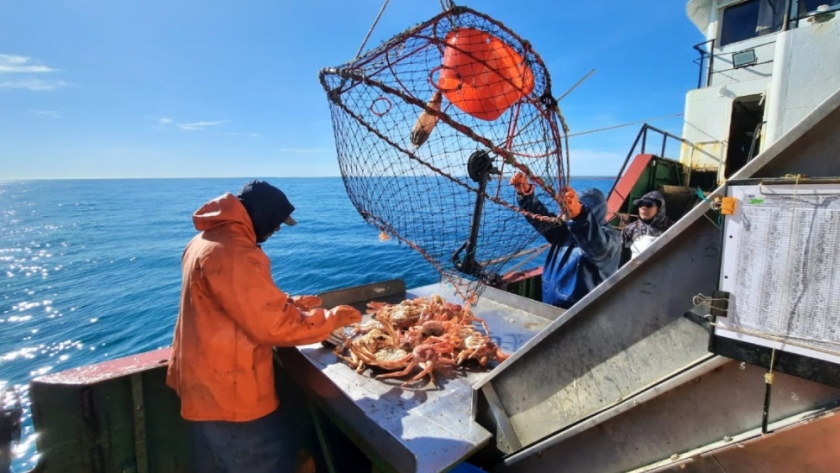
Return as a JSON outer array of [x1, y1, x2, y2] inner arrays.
[[335, 294, 510, 387], [376, 338, 458, 387], [334, 326, 402, 373]]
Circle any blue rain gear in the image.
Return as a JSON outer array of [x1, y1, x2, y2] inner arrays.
[[518, 188, 621, 309]]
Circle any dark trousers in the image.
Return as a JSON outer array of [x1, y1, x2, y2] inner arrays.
[[0, 445, 10, 473], [191, 408, 292, 473]]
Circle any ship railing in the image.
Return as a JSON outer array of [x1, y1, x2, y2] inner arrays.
[[606, 123, 694, 200], [692, 38, 716, 89], [693, 1, 839, 90], [791, 1, 840, 28]]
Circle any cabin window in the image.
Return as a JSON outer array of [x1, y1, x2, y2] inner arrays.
[[719, 0, 786, 47], [797, 0, 840, 17]]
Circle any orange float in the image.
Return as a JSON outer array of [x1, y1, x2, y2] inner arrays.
[[437, 28, 535, 121]]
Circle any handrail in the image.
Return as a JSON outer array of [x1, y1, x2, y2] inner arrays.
[[605, 124, 696, 204], [692, 39, 716, 89], [694, 0, 835, 83], [794, 2, 840, 27]]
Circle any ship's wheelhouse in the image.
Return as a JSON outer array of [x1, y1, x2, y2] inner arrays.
[[682, 0, 840, 183]]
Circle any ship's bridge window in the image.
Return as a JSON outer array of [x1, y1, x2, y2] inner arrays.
[[797, 0, 840, 16], [720, 0, 786, 47]]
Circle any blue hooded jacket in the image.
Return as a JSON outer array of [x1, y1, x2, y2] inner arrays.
[[518, 189, 621, 309]]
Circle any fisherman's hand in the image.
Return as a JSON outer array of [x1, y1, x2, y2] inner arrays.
[[291, 295, 322, 311], [509, 172, 534, 196], [564, 187, 582, 219], [329, 305, 362, 327]]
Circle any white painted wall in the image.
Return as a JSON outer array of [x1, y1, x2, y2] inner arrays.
[[764, 17, 840, 145], [679, 2, 840, 182], [711, 36, 777, 87], [680, 78, 770, 172]]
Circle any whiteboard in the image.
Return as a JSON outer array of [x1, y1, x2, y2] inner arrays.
[[718, 182, 840, 364]]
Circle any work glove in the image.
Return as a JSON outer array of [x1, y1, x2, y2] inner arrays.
[[319, 306, 362, 348], [564, 187, 582, 219], [509, 172, 534, 196], [328, 305, 362, 328], [291, 295, 322, 311]]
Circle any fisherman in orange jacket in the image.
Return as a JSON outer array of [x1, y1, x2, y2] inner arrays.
[[167, 180, 361, 473]]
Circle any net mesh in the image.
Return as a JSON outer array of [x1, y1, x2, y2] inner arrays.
[[320, 6, 569, 302]]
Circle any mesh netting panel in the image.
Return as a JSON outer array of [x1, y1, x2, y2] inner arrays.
[[320, 6, 569, 302]]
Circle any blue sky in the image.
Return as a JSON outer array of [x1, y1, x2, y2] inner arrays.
[[0, 1, 704, 179]]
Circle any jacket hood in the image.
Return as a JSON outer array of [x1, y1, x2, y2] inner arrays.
[[236, 180, 295, 243], [193, 193, 256, 240], [636, 190, 669, 227], [579, 188, 607, 223]]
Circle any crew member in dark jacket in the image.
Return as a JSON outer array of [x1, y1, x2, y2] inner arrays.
[[510, 173, 621, 309], [622, 190, 674, 260]]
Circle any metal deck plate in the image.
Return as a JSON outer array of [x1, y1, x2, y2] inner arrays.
[[276, 282, 553, 473]]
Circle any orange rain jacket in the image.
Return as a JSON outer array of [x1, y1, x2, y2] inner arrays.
[[166, 193, 354, 421]]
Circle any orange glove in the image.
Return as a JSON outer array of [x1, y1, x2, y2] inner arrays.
[[291, 295, 323, 311], [328, 305, 362, 328], [564, 187, 582, 219], [509, 172, 534, 196]]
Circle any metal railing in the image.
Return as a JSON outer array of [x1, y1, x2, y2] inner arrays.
[[692, 38, 716, 89], [606, 124, 694, 202], [793, 2, 840, 27], [692, 0, 840, 90]]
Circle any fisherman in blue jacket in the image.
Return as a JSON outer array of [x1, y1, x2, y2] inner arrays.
[[510, 173, 621, 309]]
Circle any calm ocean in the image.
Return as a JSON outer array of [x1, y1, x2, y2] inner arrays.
[[0, 177, 612, 470]]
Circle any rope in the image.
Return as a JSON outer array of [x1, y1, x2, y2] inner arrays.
[[354, 0, 391, 60], [556, 69, 596, 102], [695, 187, 724, 227], [767, 348, 777, 379], [566, 113, 684, 138]]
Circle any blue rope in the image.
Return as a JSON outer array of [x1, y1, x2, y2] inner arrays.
[[696, 188, 724, 227]]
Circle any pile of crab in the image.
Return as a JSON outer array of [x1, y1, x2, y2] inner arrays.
[[333, 294, 509, 387]]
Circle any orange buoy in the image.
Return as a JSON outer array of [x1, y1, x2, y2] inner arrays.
[[437, 28, 534, 121]]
